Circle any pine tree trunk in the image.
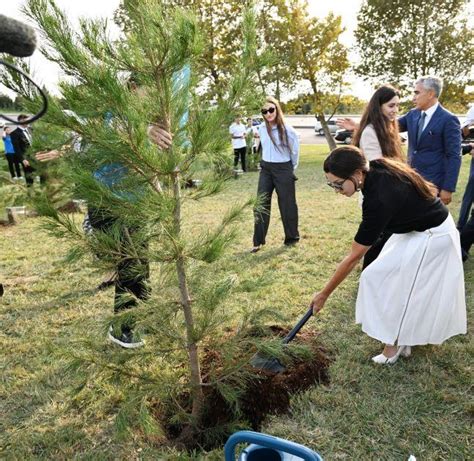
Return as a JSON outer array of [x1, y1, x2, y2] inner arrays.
[[172, 169, 203, 420]]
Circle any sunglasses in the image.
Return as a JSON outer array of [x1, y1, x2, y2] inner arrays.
[[326, 179, 346, 191], [261, 107, 276, 115]]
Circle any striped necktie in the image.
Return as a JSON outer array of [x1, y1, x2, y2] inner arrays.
[[416, 112, 426, 144]]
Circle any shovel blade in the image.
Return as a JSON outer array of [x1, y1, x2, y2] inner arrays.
[[250, 352, 286, 373]]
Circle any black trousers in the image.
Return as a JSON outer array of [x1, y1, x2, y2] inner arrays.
[[88, 208, 150, 313], [362, 231, 392, 269], [6, 155, 22, 178], [460, 206, 474, 260], [233, 146, 246, 171], [253, 160, 299, 246], [23, 163, 35, 186]]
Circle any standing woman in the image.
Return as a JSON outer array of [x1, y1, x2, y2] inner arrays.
[[310, 146, 466, 364], [351, 85, 404, 267], [251, 96, 300, 253]]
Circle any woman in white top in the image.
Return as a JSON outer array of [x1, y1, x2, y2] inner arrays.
[[251, 96, 300, 252], [352, 85, 404, 162], [351, 85, 404, 268]]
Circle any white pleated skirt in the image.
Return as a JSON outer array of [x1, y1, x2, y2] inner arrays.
[[356, 214, 467, 346]]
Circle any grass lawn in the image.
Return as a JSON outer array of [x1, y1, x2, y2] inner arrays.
[[1, 145, 472, 460]]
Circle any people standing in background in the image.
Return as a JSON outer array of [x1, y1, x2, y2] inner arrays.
[[338, 76, 462, 205], [2, 125, 22, 180], [251, 96, 300, 253], [9, 114, 35, 186], [229, 115, 247, 172]]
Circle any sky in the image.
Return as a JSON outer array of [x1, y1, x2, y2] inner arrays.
[[1, 0, 370, 100]]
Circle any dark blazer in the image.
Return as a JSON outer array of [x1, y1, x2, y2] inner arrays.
[[398, 104, 461, 192], [9, 127, 31, 162]]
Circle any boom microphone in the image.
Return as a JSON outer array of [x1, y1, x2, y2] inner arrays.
[[0, 14, 37, 57], [0, 15, 47, 124]]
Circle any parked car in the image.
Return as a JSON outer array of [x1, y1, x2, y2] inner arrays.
[[315, 119, 338, 136], [335, 129, 354, 144], [251, 116, 264, 126]]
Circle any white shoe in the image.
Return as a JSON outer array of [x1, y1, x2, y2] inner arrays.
[[400, 346, 412, 357], [372, 346, 407, 364]]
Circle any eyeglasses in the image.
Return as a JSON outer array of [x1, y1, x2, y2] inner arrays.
[[326, 179, 346, 190], [261, 107, 276, 115]]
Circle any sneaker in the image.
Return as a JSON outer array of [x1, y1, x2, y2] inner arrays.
[[108, 326, 144, 349]]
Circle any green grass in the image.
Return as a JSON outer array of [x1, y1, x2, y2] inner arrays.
[[1, 145, 472, 460]]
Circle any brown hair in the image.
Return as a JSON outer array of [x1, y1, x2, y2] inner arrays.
[[352, 85, 403, 161], [262, 96, 289, 151], [324, 146, 436, 200]]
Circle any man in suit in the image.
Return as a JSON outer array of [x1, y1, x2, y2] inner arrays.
[[9, 114, 35, 186], [337, 76, 462, 205], [398, 76, 462, 205]]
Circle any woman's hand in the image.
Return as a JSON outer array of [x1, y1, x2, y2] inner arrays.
[[35, 150, 61, 162], [147, 124, 173, 149], [310, 291, 329, 314], [336, 117, 357, 131]]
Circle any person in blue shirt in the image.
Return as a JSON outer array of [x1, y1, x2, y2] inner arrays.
[[2, 125, 22, 179], [35, 76, 177, 349], [251, 96, 300, 253]]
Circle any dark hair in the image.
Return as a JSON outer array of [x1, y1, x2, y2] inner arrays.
[[324, 146, 436, 200], [17, 114, 28, 123], [262, 96, 289, 150], [352, 85, 403, 161]]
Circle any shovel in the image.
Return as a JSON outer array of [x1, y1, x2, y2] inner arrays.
[[250, 307, 314, 373]]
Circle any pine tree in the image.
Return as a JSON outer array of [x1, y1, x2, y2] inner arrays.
[[11, 0, 290, 442]]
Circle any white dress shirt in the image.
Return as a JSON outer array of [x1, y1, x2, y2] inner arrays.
[[258, 124, 299, 169], [421, 102, 439, 131]]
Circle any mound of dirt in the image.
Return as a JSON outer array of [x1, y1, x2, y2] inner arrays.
[[164, 327, 330, 450]]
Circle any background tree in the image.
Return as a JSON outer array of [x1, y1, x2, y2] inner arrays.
[[116, 0, 254, 103], [355, 0, 474, 110], [284, 0, 349, 149], [285, 93, 367, 115], [253, 0, 295, 100]]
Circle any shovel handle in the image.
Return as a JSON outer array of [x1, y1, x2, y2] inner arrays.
[[282, 307, 314, 344]]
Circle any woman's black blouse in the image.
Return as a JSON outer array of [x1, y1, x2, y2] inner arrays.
[[354, 161, 449, 246]]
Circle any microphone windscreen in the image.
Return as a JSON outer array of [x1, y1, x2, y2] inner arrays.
[[0, 14, 37, 57]]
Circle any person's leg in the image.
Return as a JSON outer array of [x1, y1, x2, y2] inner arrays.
[[460, 207, 474, 259], [22, 163, 35, 186], [457, 162, 474, 229], [6, 156, 15, 178], [253, 163, 274, 248], [13, 160, 22, 178], [240, 147, 247, 172], [362, 232, 392, 269], [273, 162, 299, 245], [233, 148, 239, 168], [88, 208, 148, 347], [114, 227, 150, 313]]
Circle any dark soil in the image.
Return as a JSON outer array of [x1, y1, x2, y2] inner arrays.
[[163, 327, 331, 451]]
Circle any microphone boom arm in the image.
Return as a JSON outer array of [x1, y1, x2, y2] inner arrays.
[[0, 59, 48, 124]]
